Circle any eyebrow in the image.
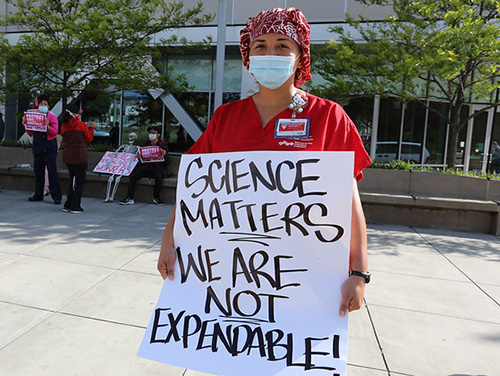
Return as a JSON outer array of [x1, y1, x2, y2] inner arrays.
[[254, 37, 293, 43]]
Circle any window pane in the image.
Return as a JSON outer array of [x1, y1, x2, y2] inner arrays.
[[169, 55, 212, 91], [469, 110, 488, 171], [82, 90, 121, 147], [402, 101, 427, 163], [212, 58, 242, 92], [455, 106, 470, 166], [343, 97, 373, 153], [426, 102, 448, 164], [378, 98, 402, 143], [489, 109, 500, 173]]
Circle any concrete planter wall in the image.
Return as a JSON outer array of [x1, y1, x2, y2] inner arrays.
[[0, 146, 181, 175], [410, 171, 491, 200], [0, 146, 104, 168], [1, 146, 497, 203], [488, 179, 500, 201], [359, 169, 411, 195], [360, 168, 499, 201]]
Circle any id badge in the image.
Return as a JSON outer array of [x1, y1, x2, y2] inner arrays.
[[274, 118, 310, 139]]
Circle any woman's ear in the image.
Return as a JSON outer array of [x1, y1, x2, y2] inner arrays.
[[295, 54, 303, 70]]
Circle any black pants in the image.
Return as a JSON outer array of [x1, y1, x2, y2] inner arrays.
[[64, 162, 88, 210], [492, 160, 500, 174], [127, 167, 163, 199], [33, 148, 62, 201]]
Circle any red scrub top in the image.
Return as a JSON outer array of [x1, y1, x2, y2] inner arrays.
[[188, 93, 372, 181]]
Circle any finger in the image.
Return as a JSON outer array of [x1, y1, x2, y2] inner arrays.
[[157, 261, 167, 280], [339, 296, 350, 317], [348, 299, 362, 313], [166, 257, 175, 281]]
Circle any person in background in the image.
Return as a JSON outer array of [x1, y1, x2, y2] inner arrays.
[[23, 94, 62, 204], [109, 122, 119, 148], [61, 104, 96, 213], [0, 111, 5, 142], [157, 7, 372, 318], [119, 126, 169, 206], [491, 141, 500, 174], [44, 134, 63, 196]]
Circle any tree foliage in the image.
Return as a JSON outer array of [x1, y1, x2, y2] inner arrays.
[[0, 0, 212, 107], [314, 0, 500, 168]]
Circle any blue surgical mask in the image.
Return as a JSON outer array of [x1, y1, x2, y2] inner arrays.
[[249, 55, 297, 90], [38, 106, 48, 114]]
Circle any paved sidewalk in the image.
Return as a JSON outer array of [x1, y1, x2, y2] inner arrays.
[[0, 189, 499, 376]]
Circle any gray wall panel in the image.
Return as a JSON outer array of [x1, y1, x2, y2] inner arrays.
[[288, 0, 346, 22]]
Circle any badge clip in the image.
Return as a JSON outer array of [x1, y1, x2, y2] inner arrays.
[[288, 93, 309, 119]]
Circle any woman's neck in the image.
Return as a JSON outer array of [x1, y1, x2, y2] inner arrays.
[[254, 84, 296, 107], [252, 81, 306, 127]]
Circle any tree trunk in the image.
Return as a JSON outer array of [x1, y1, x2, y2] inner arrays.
[[445, 102, 464, 170], [446, 128, 459, 170]]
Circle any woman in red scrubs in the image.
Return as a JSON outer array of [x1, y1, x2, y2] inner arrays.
[[158, 7, 372, 317]]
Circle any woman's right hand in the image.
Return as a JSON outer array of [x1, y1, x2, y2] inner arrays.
[[157, 207, 177, 280]]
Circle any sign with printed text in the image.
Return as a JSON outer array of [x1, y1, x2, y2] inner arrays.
[[275, 118, 310, 138], [93, 151, 138, 176], [24, 109, 47, 132], [139, 146, 164, 163], [138, 151, 354, 376]]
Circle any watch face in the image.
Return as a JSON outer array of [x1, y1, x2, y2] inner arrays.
[[350, 270, 371, 283]]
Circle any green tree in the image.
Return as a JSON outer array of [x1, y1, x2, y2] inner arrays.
[[314, 0, 500, 169], [0, 0, 212, 109]]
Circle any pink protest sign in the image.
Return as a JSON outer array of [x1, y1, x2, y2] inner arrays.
[[139, 146, 165, 163], [24, 110, 47, 132], [93, 152, 139, 176]]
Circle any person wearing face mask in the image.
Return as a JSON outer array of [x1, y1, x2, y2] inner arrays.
[[157, 8, 372, 318], [60, 104, 96, 213], [23, 94, 62, 204], [119, 126, 169, 206]]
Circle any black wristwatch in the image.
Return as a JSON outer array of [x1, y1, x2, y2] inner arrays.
[[349, 270, 371, 284]]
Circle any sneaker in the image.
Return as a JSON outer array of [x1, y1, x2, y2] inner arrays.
[[103, 198, 113, 203], [28, 196, 43, 202], [70, 208, 84, 214], [62, 207, 71, 213], [153, 198, 165, 206], [119, 197, 135, 205]]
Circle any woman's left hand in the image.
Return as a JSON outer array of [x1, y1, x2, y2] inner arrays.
[[339, 276, 365, 317]]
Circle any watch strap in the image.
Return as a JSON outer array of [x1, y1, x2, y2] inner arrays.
[[349, 270, 371, 284]]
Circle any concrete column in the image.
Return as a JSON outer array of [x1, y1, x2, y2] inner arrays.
[[369, 95, 380, 161], [214, 0, 227, 111], [463, 105, 475, 172]]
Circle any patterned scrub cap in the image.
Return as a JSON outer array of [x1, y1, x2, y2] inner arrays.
[[240, 7, 311, 87]]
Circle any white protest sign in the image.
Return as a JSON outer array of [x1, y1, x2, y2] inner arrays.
[[93, 151, 138, 176], [24, 109, 47, 132], [138, 151, 354, 376]]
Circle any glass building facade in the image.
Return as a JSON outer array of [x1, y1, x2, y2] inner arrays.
[[1, 0, 499, 172]]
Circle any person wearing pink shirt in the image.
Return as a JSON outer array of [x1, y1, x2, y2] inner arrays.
[[24, 94, 62, 204]]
